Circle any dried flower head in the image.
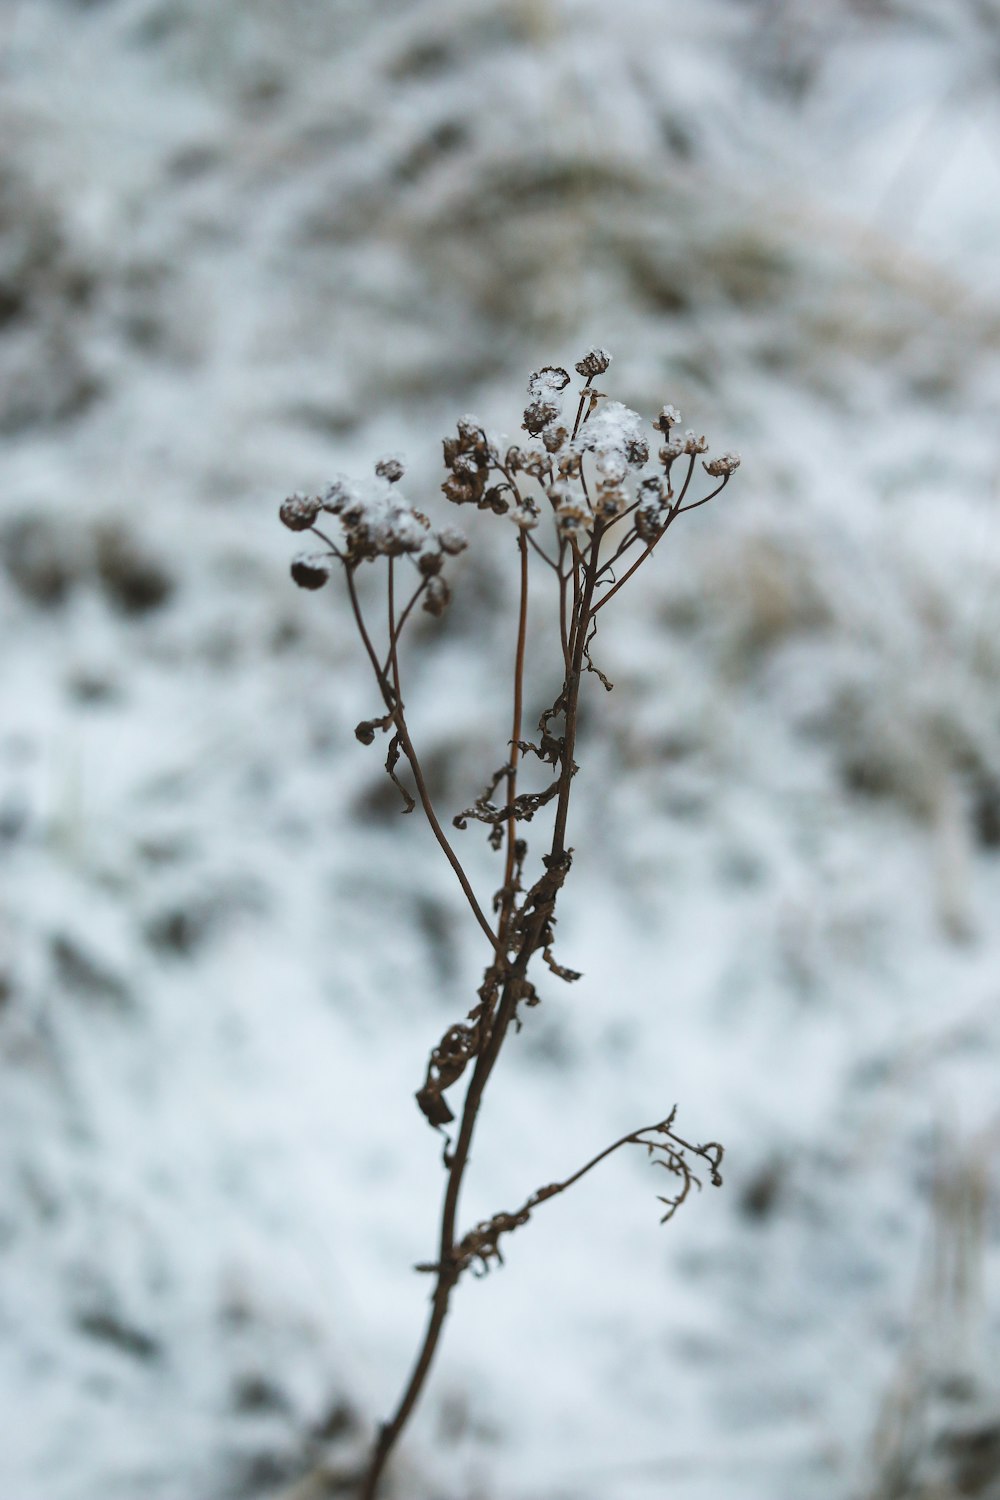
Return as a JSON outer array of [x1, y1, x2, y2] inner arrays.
[[528, 366, 571, 399], [573, 400, 649, 469], [575, 346, 611, 377], [290, 552, 332, 590], [438, 526, 469, 556], [375, 456, 405, 484], [522, 399, 562, 438], [703, 452, 741, 477], [422, 574, 451, 617], [280, 492, 322, 531]]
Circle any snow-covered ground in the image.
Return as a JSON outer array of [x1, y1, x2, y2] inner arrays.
[[3, 2, 1000, 1497]]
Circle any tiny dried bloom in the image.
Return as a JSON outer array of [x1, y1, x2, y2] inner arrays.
[[374, 505, 427, 556], [523, 399, 561, 437], [509, 498, 540, 530], [682, 430, 708, 456], [418, 549, 443, 576], [635, 504, 666, 544], [573, 401, 649, 469], [322, 479, 351, 512], [290, 552, 332, 589], [375, 456, 405, 484], [422, 575, 451, 617], [654, 404, 682, 433], [658, 439, 684, 464], [279, 492, 321, 531], [596, 450, 628, 485], [519, 449, 552, 481], [555, 502, 591, 541], [575, 346, 611, 377], [595, 486, 627, 521], [528, 366, 571, 399], [703, 452, 741, 477], [542, 425, 568, 454], [437, 526, 468, 555]]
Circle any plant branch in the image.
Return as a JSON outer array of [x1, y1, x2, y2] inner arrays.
[[345, 563, 500, 954]]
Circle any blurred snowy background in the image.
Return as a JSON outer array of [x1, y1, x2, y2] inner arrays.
[[3, 1, 1000, 1497]]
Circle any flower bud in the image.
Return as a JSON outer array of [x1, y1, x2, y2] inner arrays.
[[375, 456, 404, 483], [290, 553, 332, 590], [575, 347, 611, 377], [279, 493, 321, 531]]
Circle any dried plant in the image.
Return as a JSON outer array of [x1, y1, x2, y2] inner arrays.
[[279, 349, 735, 1498]]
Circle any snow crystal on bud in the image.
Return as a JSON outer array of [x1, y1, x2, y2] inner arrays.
[[555, 502, 591, 541], [422, 575, 451, 617], [549, 480, 591, 541], [575, 347, 611, 377], [509, 499, 540, 530], [374, 506, 426, 556], [573, 401, 648, 468], [595, 488, 627, 521], [682, 430, 708, 456], [291, 552, 332, 590], [375, 455, 404, 483], [528, 366, 571, 399], [279, 493, 321, 531], [703, 452, 741, 477], [596, 450, 628, 485], [437, 526, 468, 555], [655, 404, 682, 433], [322, 478, 357, 514], [523, 398, 561, 437]]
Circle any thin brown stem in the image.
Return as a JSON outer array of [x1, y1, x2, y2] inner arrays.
[[551, 522, 604, 857], [382, 578, 429, 673], [593, 471, 729, 616], [570, 374, 594, 441], [360, 519, 607, 1500], [345, 564, 500, 954], [347, 370, 731, 1500], [500, 531, 529, 937], [526, 530, 559, 570]]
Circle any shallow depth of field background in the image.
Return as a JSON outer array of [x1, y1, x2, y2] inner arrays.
[[3, 3, 1000, 1498]]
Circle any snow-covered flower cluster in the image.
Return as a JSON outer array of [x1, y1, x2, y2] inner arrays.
[[280, 459, 467, 614], [438, 349, 738, 553], [281, 349, 738, 619]]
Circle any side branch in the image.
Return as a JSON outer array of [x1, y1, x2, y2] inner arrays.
[[417, 1108, 725, 1279], [344, 564, 501, 954]]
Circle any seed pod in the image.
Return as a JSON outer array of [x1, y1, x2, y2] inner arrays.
[[290, 553, 332, 590], [522, 399, 560, 437], [279, 493, 321, 531], [438, 526, 468, 555], [575, 347, 611, 377], [375, 456, 404, 483], [703, 452, 741, 477], [422, 575, 451, 616]]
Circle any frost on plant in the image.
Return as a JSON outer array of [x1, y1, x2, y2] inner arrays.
[[279, 350, 736, 1499]]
